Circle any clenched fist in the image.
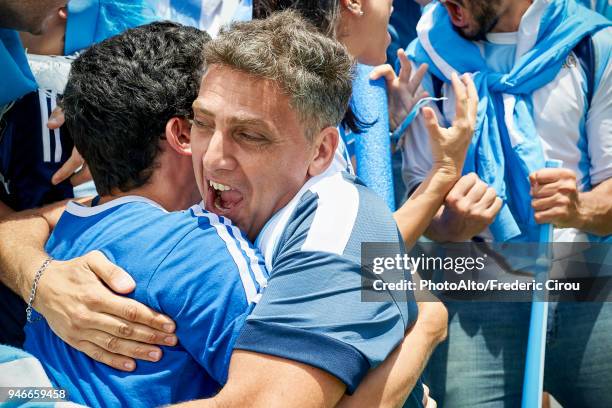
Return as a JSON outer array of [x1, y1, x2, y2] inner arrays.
[[436, 173, 503, 241], [530, 168, 581, 228]]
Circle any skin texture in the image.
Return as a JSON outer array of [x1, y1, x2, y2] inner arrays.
[[191, 65, 337, 241], [442, 0, 505, 41], [18, 6, 67, 55], [424, 0, 534, 241], [530, 170, 612, 235], [338, 0, 394, 65], [0, 0, 67, 34], [0, 7, 465, 406]]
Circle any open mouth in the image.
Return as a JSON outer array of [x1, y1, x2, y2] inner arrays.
[[205, 179, 244, 216], [442, 0, 468, 28]]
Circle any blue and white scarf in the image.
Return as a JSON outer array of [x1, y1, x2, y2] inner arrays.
[[407, 0, 610, 242], [64, 0, 156, 55], [0, 29, 36, 107]]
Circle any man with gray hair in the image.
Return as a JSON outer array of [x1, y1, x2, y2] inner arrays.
[[0, 10, 478, 407]]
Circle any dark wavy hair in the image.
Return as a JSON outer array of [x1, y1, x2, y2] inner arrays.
[[62, 22, 210, 196]]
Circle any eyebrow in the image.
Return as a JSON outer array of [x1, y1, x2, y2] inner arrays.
[[192, 101, 275, 133]]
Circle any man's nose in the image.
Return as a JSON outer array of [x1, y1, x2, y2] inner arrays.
[[202, 131, 237, 172]]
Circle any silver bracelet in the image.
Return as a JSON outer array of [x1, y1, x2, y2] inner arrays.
[[26, 257, 54, 323]]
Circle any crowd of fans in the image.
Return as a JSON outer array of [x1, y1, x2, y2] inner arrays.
[[0, 1, 610, 407]]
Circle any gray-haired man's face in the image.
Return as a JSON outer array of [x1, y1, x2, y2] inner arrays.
[[190, 65, 316, 241]]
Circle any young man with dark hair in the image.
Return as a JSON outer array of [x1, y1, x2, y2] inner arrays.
[[21, 22, 268, 408]]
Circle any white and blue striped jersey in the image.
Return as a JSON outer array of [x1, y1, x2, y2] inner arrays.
[[0, 89, 74, 210], [24, 196, 267, 408], [0, 54, 86, 211], [234, 167, 418, 393], [402, 22, 612, 243]]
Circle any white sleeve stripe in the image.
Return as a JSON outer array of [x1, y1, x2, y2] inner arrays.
[[50, 91, 62, 163], [221, 217, 268, 288], [301, 172, 359, 255], [38, 91, 51, 163], [191, 206, 260, 303]]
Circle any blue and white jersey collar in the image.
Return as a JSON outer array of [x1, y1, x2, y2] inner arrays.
[[66, 195, 167, 217]]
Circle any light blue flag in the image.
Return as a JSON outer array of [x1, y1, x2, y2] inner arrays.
[[64, 0, 156, 55], [0, 29, 36, 106]]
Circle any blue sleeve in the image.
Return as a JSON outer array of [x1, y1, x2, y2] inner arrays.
[[147, 224, 263, 385], [235, 186, 415, 393]]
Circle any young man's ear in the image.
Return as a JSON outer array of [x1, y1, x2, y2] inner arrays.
[[308, 126, 339, 177], [165, 117, 192, 156]]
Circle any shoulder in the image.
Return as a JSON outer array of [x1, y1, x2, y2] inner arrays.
[[158, 204, 267, 302], [276, 172, 400, 262]]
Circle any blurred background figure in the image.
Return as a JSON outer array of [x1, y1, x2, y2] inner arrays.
[[387, 0, 430, 63], [0, 0, 154, 348], [147, 0, 252, 36]]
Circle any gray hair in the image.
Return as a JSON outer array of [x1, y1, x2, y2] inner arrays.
[[203, 9, 354, 140]]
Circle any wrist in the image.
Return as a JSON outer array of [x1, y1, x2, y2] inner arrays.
[[17, 252, 50, 301], [575, 192, 597, 231], [431, 160, 463, 182]]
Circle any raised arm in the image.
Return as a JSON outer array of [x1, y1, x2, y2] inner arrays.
[[0, 202, 177, 371], [394, 72, 479, 248]]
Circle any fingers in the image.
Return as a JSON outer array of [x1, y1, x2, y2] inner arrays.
[[99, 293, 176, 334], [70, 164, 93, 186], [369, 64, 396, 84], [447, 173, 479, 201], [397, 48, 413, 83], [422, 107, 441, 139], [530, 180, 561, 199], [530, 168, 575, 185], [76, 340, 136, 372], [483, 196, 503, 219], [47, 106, 65, 129], [51, 147, 84, 185], [422, 383, 437, 408], [408, 63, 429, 96], [534, 207, 568, 225], [465, 180, 488, 203], [532, 193, 570, 212], [450, 72, 469, 125], [422, 383, 430, 406], [85, 250, 135, 293], [80, 311, 177, 347], [85, 328, 166, 363]]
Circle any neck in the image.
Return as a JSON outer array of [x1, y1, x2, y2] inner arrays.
[[97, 153, 200, 212], [491, 0, 533, 33], [98, 183, 196, 212]]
